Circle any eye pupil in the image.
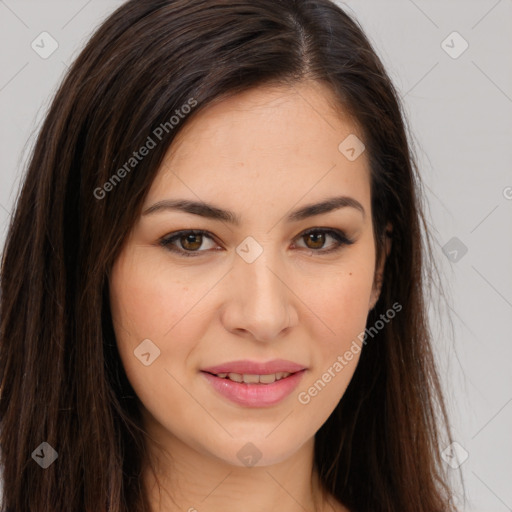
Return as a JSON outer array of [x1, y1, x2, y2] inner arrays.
[[181, 233, 202, 250], [305, 232, 325, 249]]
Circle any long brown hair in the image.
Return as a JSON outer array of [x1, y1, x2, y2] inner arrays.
[[0, 1, 458, 510]]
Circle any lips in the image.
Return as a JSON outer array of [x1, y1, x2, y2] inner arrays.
[[200, 359, 307, 407]]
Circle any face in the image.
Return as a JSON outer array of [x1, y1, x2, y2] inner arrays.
[[109, 80, 386, 468]]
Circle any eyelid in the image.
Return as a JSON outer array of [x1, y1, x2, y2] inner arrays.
[[159, 227, 355, 257]]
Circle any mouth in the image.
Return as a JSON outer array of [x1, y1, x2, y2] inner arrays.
[[203, 370, 296, 384], [201, 358, 306, 376], [200, 365, 307, 407]]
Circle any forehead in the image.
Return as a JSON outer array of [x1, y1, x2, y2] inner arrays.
[[145, 81, 370, 217]]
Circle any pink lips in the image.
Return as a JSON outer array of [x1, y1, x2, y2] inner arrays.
[[201, 359, 307, 408]]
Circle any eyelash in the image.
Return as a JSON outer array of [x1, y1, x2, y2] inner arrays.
[[159, 228, 355, 258]]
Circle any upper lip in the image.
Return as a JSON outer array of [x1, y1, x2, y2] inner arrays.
[[202, 359, 307, 375]]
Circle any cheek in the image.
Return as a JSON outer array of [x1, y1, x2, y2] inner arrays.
[[316, 271, 371, 323], [303, 262, 375, 347], [297, 255, 375, 405], [109, 248, 206, 343], [108, 250, 204, 422], [108, 250, 201, 388], [310, 279, 367, 375], [295, 275, 369, 416]]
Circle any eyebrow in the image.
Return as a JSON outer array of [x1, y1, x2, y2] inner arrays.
[[142, 195, 365, 224]]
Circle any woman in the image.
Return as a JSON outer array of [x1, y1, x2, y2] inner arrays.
[[0, 0, 459, 510]]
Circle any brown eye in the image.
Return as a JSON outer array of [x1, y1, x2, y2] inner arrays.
[[160, 228, 354, 258], [303, 232, 327, 250], [160, 230, 218, 257], [294, 228, 355, 255], [180, 233, 203, 251]]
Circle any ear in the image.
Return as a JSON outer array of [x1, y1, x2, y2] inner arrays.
[[368, 223, 392, 311]]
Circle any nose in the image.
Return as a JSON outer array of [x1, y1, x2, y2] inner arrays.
[[220, 246, 298, 342]]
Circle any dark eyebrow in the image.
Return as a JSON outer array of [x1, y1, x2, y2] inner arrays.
[[142, 195, 365, 224]]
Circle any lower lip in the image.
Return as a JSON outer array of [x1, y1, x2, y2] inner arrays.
[[201, 370, 306, 407]]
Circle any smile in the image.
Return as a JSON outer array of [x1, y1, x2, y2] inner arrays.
[[210, 371, 292, 384], [201, 369, 306, 407]]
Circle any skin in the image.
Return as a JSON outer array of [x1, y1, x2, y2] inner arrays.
[[109, 80, 390, 512]]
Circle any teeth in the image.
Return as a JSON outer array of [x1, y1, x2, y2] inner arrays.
[[259, 374, 277, 384], [243, 374, 260, 384], [216, 372, 292, 383]]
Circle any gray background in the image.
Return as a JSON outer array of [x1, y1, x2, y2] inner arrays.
[[0, 1, 511, 510]]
